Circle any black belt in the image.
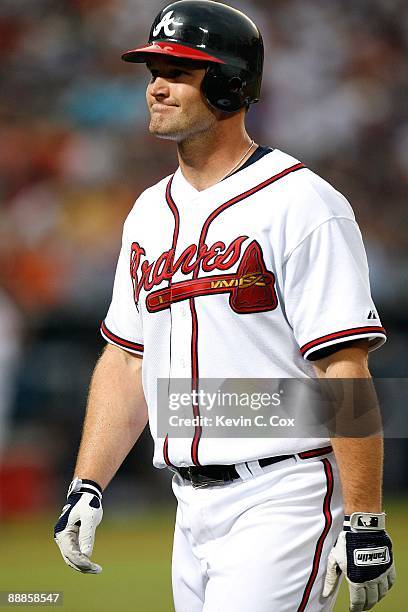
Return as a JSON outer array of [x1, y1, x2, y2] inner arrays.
[[173, 454, 293, 487], [172, 446, 333, 488]]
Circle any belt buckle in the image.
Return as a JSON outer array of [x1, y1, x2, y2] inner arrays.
[[189, 468, 207, 489], [191, 470, 232, 489], [187, 467, 205, 488], [191, 477, 221, 489]]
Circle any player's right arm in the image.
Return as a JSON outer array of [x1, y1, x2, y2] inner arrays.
[[53, 344, 147, 573], [74, 343, 147, 490], [54, 198, 148, 572]]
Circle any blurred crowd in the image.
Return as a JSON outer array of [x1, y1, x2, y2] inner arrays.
[[0, 0, 407, 510]]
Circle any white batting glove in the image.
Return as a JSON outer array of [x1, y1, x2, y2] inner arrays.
[[54, 477, 103, 574], [323, 512, 395, 611]]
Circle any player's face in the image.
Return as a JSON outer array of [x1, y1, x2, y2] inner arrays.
[[145, 57, 217, 142]]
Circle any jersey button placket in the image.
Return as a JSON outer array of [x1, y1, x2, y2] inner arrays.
[[169, 204, 201, 379]]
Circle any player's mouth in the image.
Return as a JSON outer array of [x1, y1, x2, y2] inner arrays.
[[151, 103, 178, 112]]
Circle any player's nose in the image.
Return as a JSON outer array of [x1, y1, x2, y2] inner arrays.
[[149, 76, 170, 100]]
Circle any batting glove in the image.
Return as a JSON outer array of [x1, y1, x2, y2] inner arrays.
[[54, 477, 103, 574], [323, 512, 395, 611]]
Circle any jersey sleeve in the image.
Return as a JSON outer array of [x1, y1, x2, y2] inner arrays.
[[100, 218, 144, 357], [282, 217, 386, 360]]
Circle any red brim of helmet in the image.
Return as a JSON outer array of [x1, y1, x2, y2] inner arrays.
[[121, 41, 225, 64]]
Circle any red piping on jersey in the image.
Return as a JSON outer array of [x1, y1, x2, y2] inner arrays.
[[163, 434, 172, 467], [199, 163, 305, 246], [166, 176, 179, 248], [297, 458, 334, 612], [185, 162, 306, 466], [100, 321, 144, 353], [190, 296, 201, 464], [298, 445, 333, 459], [300, 325, 386, 357], [162, 175, 179, 468]]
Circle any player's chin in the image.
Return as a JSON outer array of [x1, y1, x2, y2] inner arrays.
[[149, 128, 181, 141], [148, 121, 185, 142]]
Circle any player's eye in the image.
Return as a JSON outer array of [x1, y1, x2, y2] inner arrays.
[[148, 68, 189, 82], [170, 69, 186, 78]]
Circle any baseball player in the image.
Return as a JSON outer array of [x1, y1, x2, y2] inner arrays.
[[54, 2, 396, 611]]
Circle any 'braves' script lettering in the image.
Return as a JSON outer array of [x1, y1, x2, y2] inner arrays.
[[130, 236, 249, 304]]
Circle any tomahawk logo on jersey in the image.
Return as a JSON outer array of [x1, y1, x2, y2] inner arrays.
[[101, 149, 386, 468]]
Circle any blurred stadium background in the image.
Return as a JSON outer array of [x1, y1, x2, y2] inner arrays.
[[0, 0, 407, 609]]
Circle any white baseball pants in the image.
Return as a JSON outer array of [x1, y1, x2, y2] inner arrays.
[[171, 454, 343, 612]]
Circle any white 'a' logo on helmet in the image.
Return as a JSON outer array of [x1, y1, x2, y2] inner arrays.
[[153, 11, 177, 37]]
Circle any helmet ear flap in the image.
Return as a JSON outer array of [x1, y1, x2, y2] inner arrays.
[[202, 65, 248, 113], [228, 77, 244, 93]]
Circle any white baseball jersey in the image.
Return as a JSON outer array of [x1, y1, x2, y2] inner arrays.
[[101, 149, 385, 468]]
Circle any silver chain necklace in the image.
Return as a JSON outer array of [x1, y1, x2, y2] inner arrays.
[[221, 140, 255, 181]]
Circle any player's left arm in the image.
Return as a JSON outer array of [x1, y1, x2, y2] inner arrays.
[[313, 339, 382, 514], [313, 339, 396, 611]]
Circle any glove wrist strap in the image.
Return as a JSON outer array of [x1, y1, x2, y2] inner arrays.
[[67, 476, 103, 499], [343, 512, 386, 532]]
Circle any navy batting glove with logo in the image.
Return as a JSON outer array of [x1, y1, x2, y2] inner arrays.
[[54, 477, 103, 574], [323, 512, 395, 611]]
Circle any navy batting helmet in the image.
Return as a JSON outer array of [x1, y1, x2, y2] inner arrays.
[[121, 0, 264, 113]]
